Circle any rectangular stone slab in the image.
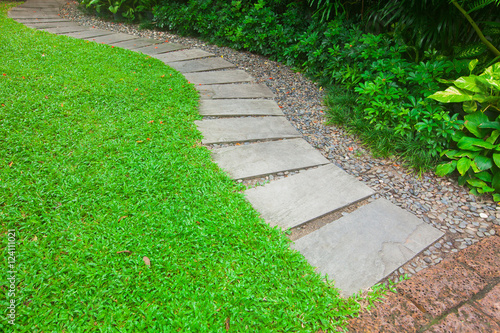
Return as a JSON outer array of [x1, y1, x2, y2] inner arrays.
[[63, 29, 114, 39], [84, 33, 139, 44], [40, 25, 90, 34], [195, 117, 300, 144], [197, 84, 274, 99], [11, 4, 61, 9], [167, 58, 236, 73], [245, 164, 374, 229], [199, 99, 283, 116], [291, 198, 444, 297], [134, 43, 186, 55], [109, 38, 160, 50], [153, 49, 214, 63], [13, 18, 69, 23], [184, 70, 253, 85], [212, 138, 329, 180], [23, 20, 73, 28], [8, 12, 61, 19]]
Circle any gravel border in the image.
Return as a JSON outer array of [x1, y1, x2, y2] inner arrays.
[[60, 2, 499, 285]]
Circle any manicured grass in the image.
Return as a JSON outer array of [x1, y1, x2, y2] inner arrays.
[[0, 2, 363, 331]]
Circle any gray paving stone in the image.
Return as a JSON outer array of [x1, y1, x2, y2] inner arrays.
[[195, 117, 300, 144], [11, 4, 61, 9], [9, 8, 59, 14], [23, 20, 74, 28], [63, 29, 114, 39], [291, 198, 444, 296], [109, 38, 159, 50], [83, 33, 139, 44], [199, 99, 283, 116], [245, 164, 374, 230], [153, 49, 214, 63], [184, 70, 253, 85], [168, 58, 236, 73], [11, 0, 63, 7], [197, 84, 274, 99], [14, 18, 69, 23], [134, 43, 186, 55], [212, 138, 329, 180], [8, 12, 60, 19], [40, 25, 90, 34]]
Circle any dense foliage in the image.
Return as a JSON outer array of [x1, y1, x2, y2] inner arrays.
[[75, 0, 498, 196], [148, 0, 500, 199], [79, 0, 159, 21], [429, 61, 500, 201]]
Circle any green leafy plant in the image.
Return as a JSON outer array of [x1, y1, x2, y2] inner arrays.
[[79, 0, 158, 21], [428, 60, 500, 200]]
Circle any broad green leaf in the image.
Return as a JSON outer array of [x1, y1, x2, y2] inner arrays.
[[427, 86, 473, 103], [487, 130, 500, 144], [479, 121, 500, 131], [452, 131, 466, 143], [493, 193, 500, 202], [442, 149, 458, 158], [474, 155, 493, 171], [468, 59, 478, 73], [482, 63, 500, 78], [457, 136, 495, 151], [472, 93, 489, 103], [464, 111, 489, 138], [454, 76, 482, 93], [457, 157, 472, 175], [475, 171, 493, 182], [493, 172, 500, 192], [485, 78, 500, 91], [436, 161, 456, 176], [455, 150, 479, 159], [471, 161, 480, 173], [466, 178, 487, 187], [477, 185, 495, 193], [463, 100, 477, 113], [493, 153, 500, 167], [474, 76, 497, 90]]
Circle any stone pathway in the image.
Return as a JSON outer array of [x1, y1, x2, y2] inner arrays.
[[5, 0, 476, 301]]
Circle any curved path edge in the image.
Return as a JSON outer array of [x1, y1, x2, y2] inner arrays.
[[8, 0, 457, 300]]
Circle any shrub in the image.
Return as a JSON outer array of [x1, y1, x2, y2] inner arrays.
[[79, 0, 159, 21], [429, 60, 500, 200], [320, 31, 467, 169]]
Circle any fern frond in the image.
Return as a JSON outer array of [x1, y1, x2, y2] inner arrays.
[[463, 0, 500, 14]]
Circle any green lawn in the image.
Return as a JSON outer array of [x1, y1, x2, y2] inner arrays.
[[0, 2, 363, 331]]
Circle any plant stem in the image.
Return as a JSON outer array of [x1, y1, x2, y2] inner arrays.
[[451, 0, 500, 57]]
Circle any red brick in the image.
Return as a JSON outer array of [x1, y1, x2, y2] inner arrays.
[[427, 304, 500, 332], [455, 236, 500, 281], [347, 292, 429, 333], [476, 284, 500, 322], [396, 260, 486, 317]]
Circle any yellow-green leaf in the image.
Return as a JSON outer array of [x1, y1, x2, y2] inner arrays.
[[427, 86, 473, 103], [436, 161, 456, 176], [493, 153, 500, 167], [457, 157, 472, 175]]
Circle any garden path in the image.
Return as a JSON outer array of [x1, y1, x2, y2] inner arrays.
[[9, 0, 451, 298]]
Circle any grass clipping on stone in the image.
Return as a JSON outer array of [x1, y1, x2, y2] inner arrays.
[[0, 2, 362, 331]]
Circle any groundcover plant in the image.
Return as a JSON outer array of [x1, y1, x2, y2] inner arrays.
[[0, 2, 363, 331]]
